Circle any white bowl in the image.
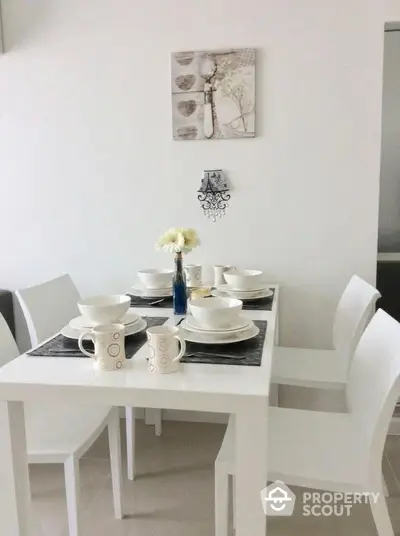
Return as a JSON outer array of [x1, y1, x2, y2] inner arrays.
[[77, 295, 131, 325], [138, 269, 174, 289], [223, 269, 265, 290], [189, 297, 242, 329]]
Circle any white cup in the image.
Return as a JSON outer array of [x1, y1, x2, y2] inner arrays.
[[214, 265, 236, 287], [147, 325, 186, 374], [78, 324, 125, 371], [184, 264, 202, 287]]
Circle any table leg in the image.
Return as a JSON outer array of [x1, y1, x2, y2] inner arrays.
[[272, 310, 280, 406], [235, 400, 268, 536], [0, 401, 32, 536], [274, 315, 280, 345]]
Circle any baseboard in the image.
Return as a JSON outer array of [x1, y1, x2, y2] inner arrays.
[[121, 404, 400, 431]]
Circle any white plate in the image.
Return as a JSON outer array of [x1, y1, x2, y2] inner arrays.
[[180, 323, 259, 344], [217, 282, 269, 292], [69, 308, 140, 330], [131, 286, 172, 299], [62, 318, 147, 341], [213, 287, 273, 301], [184, 315, 252, 334]]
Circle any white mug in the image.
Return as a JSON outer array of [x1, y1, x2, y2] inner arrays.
[[147, 325, 186, 374], [184, 264, 202, 287], [214, 265, 236, 287], [78, 324, 125, 371]]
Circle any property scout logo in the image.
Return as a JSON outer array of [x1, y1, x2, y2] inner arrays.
[[261, 481, 379, 517]]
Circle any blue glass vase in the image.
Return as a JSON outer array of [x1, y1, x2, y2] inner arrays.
[[173, 252, 187, 315]]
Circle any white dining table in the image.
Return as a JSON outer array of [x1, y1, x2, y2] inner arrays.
[[0, 286, 279, 536]]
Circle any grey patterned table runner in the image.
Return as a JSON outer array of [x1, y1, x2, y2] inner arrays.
[[128, 289, 275, 312], [181, 320, 267, 366], [27, 317, 167, 358]]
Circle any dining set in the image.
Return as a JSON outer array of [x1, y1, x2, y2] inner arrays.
[[0, 267, 400, 536]]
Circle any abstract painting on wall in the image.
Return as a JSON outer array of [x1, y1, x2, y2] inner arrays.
[[171, 48, 256, 140]]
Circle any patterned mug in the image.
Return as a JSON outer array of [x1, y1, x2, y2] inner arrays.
[[78, 324, 125, 371], [147, 325, 186, 374], [184, 264, 202, 287]]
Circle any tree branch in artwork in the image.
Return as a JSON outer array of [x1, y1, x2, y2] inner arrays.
[[224, 107, 255, 129], [218, 77, 254, 134]]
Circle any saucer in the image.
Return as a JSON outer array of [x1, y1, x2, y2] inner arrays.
[[213, 286, 273, 301], [131, 286, 173, 299], [184, 315, 252, 333], [69, 308, 140, 330], [62, 317, 147, 341], [180, 323, 259, 345]]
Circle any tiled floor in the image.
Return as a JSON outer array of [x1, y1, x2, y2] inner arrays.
[[29, 420, 400, 536]]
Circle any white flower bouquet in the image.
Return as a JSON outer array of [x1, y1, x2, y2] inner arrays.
[[156, 227, 200, 255]]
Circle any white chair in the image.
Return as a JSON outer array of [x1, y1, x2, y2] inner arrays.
[[272, 275, 380, 390], [215, 309, 400, 536], [15, 274, 154, 482], [16, 274, 81, 348], [0, 313, 123, 536]]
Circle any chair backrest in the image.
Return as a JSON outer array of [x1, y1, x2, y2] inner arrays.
[[346, 309, 400, 478], [16, 274, 81, 347], [0, 313, 20, 367], [332, 275, 380, 368]]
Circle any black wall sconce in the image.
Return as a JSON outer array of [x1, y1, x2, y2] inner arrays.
[[198, 169, 230, 222]]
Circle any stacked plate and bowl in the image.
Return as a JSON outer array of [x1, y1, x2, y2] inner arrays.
[[212, 269, 273, 301], [61, 295, 147, 340], [180, 297, 259, 344], [131, 269, 174, 299]]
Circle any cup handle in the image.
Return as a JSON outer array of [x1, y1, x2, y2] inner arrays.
[[78, 332, 95, 358], [172, 334, 186, 363]]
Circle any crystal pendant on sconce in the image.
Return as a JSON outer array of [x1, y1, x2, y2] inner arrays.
[[197, 169, 230, 222]]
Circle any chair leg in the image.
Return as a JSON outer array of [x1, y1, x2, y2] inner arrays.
[[108, 407, 123, 520], [64, 456, 81, 536], [154, 409, 162, 437], [125, 406, 136, 481], [215, 463, 229, 536], [145, 408, 163, 436], [382, 473, 389, 497], [369, 490, 394, 536]]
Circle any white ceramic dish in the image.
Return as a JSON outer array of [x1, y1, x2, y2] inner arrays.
[[62, 317, 147, 341], [69, 309, 140, 331], [180, 323, 259, 345], [223, 269, 265, 290], [131, 286, 172, 299], [78, 295, 131, 325], [189, 297, 242, 329], [184, 315, 252, 333], [214, 285, 273, 300], [137, 269, 174, 289]]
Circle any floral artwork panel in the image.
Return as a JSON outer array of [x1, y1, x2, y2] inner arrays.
[[171, 48, 256, 140]]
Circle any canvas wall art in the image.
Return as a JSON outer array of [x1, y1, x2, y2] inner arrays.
[[171, 48, 256, 140]]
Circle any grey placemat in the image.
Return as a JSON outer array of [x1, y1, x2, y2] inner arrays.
[[181, 320, 267, 366], [27, 317, 167, 358], [241, 289, 275, 311], [128, 289, 275, 311], [128, 294, 173, 308]]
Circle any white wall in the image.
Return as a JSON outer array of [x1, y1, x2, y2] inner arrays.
[[386, 0, 400, 21], [379, 30, 400, 251], [0, 0, 384, 348]]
